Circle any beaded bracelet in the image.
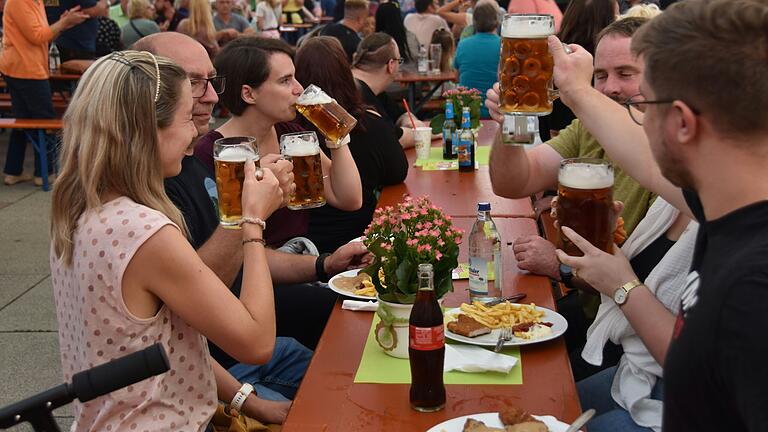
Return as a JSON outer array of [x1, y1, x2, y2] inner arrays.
[[238, 216, 266, 230], [242, 238, 266, 246]]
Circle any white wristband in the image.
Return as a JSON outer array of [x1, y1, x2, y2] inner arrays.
[[326, 134, 350, 149], [229, 383, 255, 413]]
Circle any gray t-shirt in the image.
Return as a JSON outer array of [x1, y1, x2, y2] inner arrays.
[[121, 18, 161, 48], [213, 13, 251, 32]]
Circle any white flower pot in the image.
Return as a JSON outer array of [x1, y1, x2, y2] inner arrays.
[[375, 298, 413, 359]]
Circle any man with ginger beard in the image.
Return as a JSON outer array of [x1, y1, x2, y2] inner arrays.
[[485, 17, 657, 377], [133, 32, 371, 425]]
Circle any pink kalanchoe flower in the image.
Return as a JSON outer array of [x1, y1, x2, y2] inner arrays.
[[406, 238, 418, 246], [381, 242, 392, 251], [437, 239, 445, 247], [435, 251, 443, 260]]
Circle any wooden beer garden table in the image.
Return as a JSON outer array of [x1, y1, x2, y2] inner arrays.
[[395, 69, 458, 116], [281, 119, 581, 430], [377, 121, 535, 218]]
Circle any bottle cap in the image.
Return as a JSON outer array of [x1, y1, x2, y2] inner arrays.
[[478, 202, 491, 211]]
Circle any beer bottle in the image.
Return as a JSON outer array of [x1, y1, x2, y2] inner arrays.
[[457, 107, 475, 172], [442, 101, 457, 159], [409, 263, 446, 412]]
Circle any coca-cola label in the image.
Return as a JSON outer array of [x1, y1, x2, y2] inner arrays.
[[409, 325, 445, 351]]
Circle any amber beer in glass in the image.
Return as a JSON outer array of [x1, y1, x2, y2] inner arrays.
[[295, 84, 357, 145], [557, 158, 614, 255], [409, 263, 445, 412], [499, 14, 556, 116], [214, 136, 260, 228], [280, 131, 326, 210]]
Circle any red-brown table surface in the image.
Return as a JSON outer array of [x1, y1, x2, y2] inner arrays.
[[282, 217, 581, 431], [378, 121, 535, 218]]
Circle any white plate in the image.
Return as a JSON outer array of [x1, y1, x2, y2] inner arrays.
[[443, 306, 567, 347], [427, 412, 575, 432], [327, 268, 377, 300]]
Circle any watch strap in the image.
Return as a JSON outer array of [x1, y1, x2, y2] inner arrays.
[[229, 383, 255, 414], [559, 263, 574, 288], [315, 252, 332, 282]]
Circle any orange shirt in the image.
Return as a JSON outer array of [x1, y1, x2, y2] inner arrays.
[[0, 0, 55, 80]]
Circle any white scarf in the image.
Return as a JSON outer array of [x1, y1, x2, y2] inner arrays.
[[581, 198, 698, 432]]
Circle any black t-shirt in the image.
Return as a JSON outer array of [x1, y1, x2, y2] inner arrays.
[[356, 79, 405, 140], [164, 156, 244, 368], [320, 22, 361, 62], [306, 111, 408, 253], [663, 190, 768, 431]]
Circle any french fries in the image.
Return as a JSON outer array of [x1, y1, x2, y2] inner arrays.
[[354, 279, 376, 297], [455, 301, 544, 329]]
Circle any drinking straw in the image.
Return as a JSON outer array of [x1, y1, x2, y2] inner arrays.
[[401, 98, 417, 130]]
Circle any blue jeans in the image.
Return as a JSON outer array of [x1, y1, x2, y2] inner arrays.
[[3, 77, 55, 177], [227, 337, 311, 401], [577, 365, 663, 432]]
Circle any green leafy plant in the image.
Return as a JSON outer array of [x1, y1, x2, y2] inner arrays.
[[362, 196, 464, 304], [429, 86, 483, 134]]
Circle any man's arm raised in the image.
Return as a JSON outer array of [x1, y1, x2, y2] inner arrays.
[[486, 83, 564, 198]]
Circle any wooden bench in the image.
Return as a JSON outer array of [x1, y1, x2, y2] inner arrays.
[[0, 119, 63, 191]]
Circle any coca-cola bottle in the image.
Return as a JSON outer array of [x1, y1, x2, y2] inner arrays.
[[409, 263, 446, 412]]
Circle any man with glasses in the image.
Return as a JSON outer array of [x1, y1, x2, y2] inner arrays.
[[352, 32, 427, 149], [133, 32, 370, 425], [485, 16, 656, 380], [549, 0, 768, 429]]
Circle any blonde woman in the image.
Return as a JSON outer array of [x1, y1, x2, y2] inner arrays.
[[253, 0, 283, 38], [50, 51, 284, 431], [121, 0, 161, 47], [177, 0, 220, 57]]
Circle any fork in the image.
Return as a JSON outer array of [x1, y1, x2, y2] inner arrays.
[[494, 327, 513, 353]]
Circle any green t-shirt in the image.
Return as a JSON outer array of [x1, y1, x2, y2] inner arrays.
[[109, 4, 129, 28], [547, 119, 656, 238]]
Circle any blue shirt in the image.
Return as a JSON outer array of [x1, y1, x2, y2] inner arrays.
[[46, 0, 100, 53], [453, 32, 501, 118]]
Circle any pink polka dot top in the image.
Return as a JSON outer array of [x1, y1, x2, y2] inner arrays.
[[51, 197, 217, 432]]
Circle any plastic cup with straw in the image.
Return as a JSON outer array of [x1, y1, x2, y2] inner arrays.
[[403, 98, 432, 161]]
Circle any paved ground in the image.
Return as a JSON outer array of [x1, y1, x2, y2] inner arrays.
[[0, 134, 73, 431]]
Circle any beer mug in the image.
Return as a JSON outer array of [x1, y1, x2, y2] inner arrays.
[[556, 158, 614, 256], [279, 131, 326, 210], [213, 136, 260, 228], [295, 84, 357, 146], [498, 14, 556, 116]]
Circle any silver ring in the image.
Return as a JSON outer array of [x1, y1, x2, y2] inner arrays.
[[563, 44, 573, 55], [255, 168, 264, 180]]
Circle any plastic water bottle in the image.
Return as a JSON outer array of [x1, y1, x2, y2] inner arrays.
[[468, 202, 502, 303], [49, 43, 61, 72], [417, 45, 428, 74]]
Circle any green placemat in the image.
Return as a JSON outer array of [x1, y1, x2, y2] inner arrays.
[[416, 146, 491, 170], [354, 314, 523, 385]]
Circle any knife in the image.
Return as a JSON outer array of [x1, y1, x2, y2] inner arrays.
[[564, 409, 595, 432], [483, 293, 526, 306]]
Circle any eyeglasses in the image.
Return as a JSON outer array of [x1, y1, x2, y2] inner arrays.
[[623, 93, 676, 126], [391, 57, 405, 65], [190, 76, 226, 98]]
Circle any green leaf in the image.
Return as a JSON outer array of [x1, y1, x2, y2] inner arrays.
[[429, 114, 445, 135]]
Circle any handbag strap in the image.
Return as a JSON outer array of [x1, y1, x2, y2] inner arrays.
[[129, 20, 148, 39]]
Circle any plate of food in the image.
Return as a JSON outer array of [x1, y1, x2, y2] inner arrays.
[[443, 301, 567, 347], [427, 408, 577, 432], [327, 268, 377, 300]]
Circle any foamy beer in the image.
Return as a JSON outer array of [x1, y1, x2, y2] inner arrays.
[[280, 131, 326, 210], [214, 136, 260, 228], [499, 14, 556, 115], [295, 84, 357, 145], [557, 158, 614, 256]]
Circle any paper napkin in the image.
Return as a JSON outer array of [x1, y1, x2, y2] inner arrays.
[[444, 344, 518, 374], [341, 300, 378, 312]]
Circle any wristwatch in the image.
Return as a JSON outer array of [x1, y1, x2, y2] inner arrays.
[[229, 383, 255, 414], [559, 263, 574, 287], [614, 279, 642, 305]]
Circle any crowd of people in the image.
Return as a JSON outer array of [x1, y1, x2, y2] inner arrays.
[[2, 0, 765, 430]]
